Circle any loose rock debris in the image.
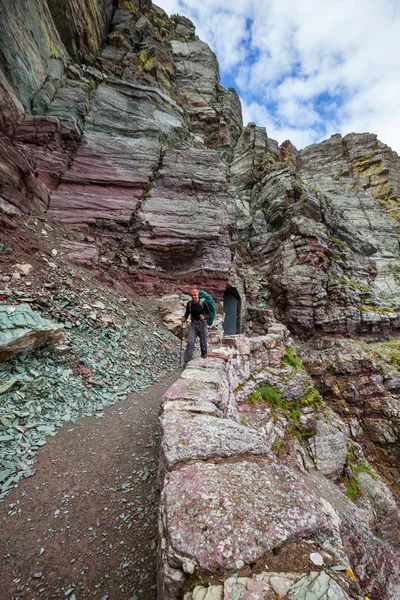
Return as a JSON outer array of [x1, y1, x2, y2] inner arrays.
[[0, 304, 63, 360], [0, 277, 181, 502], [0, 369, 179, 600]]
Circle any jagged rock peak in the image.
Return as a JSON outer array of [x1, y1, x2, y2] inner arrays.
[[279, 138, 299, 164]]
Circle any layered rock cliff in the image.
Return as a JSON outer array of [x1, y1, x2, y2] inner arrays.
[[235, 128, 400, 337], [0, 0, 242, 293], [1, 1, 400, 599]]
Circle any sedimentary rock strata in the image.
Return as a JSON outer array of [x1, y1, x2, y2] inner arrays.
[[133, 146, 232, 279], [232, 126, 400, 336], [1, 2, 400, 598], [2, 0, 400, 332], [301, 337, 400, 486]]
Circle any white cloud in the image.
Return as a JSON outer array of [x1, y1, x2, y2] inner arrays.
[[156, 0, 400, 153], [240, 98, 318, 149]]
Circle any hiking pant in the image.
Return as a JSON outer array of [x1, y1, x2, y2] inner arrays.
[[184, 319, 208, 363]]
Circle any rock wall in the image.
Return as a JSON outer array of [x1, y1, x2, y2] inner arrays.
[[0, 0, 243, 295], [1, 0, 400, 333], [301, 337, 400, 490], [232, 125, 400, 337], [47, 0, 116, 60], [0, 0, 67, 114], [0, 0, 114, 113], [158, 331, 400, 600]]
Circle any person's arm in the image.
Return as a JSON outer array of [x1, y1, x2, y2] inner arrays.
[[199, 300, 210, 321], [182, 301, 190, 322]]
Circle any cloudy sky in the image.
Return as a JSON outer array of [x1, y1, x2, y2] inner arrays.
[[156, 0, 400, 153]]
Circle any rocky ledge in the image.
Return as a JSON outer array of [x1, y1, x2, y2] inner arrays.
[[158, 330, 400, 600]]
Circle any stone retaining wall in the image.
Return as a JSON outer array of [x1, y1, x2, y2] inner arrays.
[[157, 327, 292, 597], [157, 327, 400, 600]]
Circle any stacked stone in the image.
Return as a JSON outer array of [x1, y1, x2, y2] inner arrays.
[[157, 326, 400, 600]]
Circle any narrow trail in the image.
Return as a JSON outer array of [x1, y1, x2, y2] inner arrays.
[[0, 369, 181, 600]]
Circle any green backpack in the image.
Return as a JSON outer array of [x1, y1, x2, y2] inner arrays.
[[198, 289, 216, 326]]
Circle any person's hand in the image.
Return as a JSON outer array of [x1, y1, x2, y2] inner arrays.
[[199, 315, 205, 321], [181, 317, 185, 323]]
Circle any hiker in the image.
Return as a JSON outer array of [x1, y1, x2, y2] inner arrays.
[[181, 288, 210, 363]]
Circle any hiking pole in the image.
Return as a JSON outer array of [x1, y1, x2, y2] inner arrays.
[[180, 321, 183, 367]]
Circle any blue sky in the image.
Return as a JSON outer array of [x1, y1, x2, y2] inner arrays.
[[156, 0, 400, 153]]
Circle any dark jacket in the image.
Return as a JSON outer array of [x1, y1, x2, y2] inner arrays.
[[184, 298, 210, 322]]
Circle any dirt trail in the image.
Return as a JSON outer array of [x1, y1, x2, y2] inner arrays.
[[0, 369, 180, 600]]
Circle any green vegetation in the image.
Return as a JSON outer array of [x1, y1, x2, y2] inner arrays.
[[183, 572, 198, 592], [137, 50, 156, 73], [343, 475, 360, 501], [299, 387, 322, 406], [245, 389, 264, 406], [281, 347, 305, 371], [245, 384, 323, 443], [141, 181, 154, 200], [329, 235, 344, 246], [257, 385, 283, 405], [88, 78, 100, 94], [341, 442, 378, 501], [350, 281, 372, 292], [358, 304, 397, 314], [123, 1, 138, 13], [332, 251, 345, 262], [239, 414, 250, 427], [271, 438, 285, 454], [160, 131, 187, 151], [253, 156, 276, 172], [388, 262, 400, 284], [362, 338, 400, 371], [151, 11, 168, 28], [331, 275, 372, 292]]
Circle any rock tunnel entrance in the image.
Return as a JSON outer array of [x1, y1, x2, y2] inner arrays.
[[223, 286, 242, 334]]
